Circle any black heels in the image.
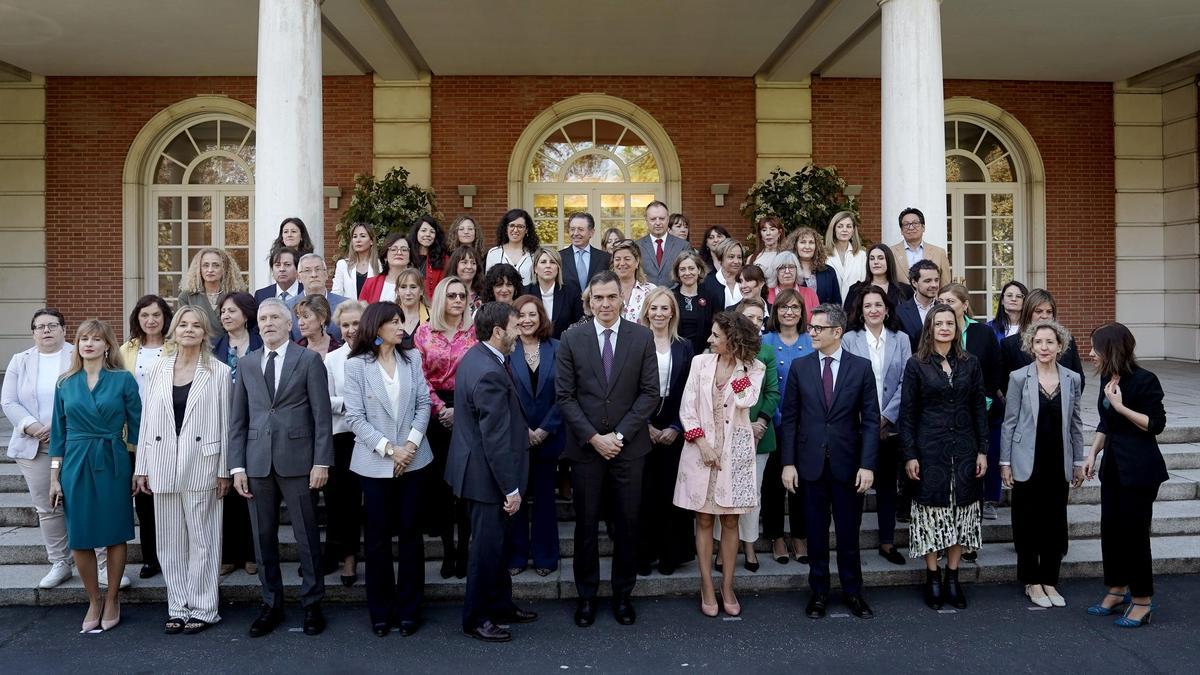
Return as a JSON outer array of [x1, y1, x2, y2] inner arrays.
[[924, 569, 943, 610], [943, 568, 967, 609]]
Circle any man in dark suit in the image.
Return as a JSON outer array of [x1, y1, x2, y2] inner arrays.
[[555, 270, 659, 627], [228, 297, 333, 637], [446, 302, 537, 643], [253, 247, 304, 305], [559, 212, 611, 290], [635, 201, 688, 287], [895, 259, 942, 353], [779, 303, 880, 620]]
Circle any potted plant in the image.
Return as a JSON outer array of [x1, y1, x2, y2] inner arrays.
[[336, 166, 440, 252], [739, 165, 857, 238]]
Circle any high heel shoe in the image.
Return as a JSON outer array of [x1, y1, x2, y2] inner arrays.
[[81, 598, 105, 633], [721, 594, 742, 617], [943, 568, 967, 609], [1087, 591, 1132, 616], [700, 596, 719, 617], [743, 548, 760, 573], [101, 600, 121, 631], [771, 539, 789, 565], [1114, 601, 1155, 628]]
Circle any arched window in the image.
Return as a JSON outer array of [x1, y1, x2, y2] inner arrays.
[[149, 116, 255, 300], [525, 114, 665, 247], [945, 118, 1022, 316]]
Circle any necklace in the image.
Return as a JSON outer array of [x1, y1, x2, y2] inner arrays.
[[523, 342, 540, 369]]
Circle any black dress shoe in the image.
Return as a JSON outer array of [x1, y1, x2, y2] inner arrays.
[[465, 620, 511, 642], [249, 604, 284, 638], [454, 555, 469, 580], [943, 568, 967, 609], [574, 599, 596, 627], [440, 557, 455, 579], [497, 607, 538, 624], [613, 597, 637, 625], [805, 593, 828, 619], [636, 562, 654, 577], [139, 563, 161, 579], [372, 623, 390, 637], [398, 620, 420, 637], [303, 605, 326, 635], [844, 594, 875, 619], [878, 547, 907, 566], [743, 554, 760, 573], [658, 562, 676, 576], [961, 550, 978, 563], [924, 569, 943, 609], [341, 573, 358, 587]]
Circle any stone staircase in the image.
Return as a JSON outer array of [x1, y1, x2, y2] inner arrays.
[[0, 426, 1197, 606]]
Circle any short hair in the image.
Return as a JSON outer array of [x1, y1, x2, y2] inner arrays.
[[938, 283, 972, 313], [1020, 319, 1071, 359], [31, 308, 65, 332], [474, 301, 518, 342], [349, 301, 411, 363], [444, 245, 483, 295], [512, 294, 553, 340], [845, 284, 902, 333], [671, 249, 709, 284], [668, 212, 690, 232], [379, 232, 410, 275], [811, 302, 847, 332], [915, 304, 966, 362], [297, 253, 326, 270], [637, 287, 680, 341], [164, 305, 215, 366], [587, 270, 622, 298], [269, 246, 299, 268], [643, 200, 669, 215], [216, 292, 258, 334], [531, 247, 564, 287], [784, 226, 827, 271], [1090, 322, 1138, 378], [736, 295, 769, 324], [609, 239, 647, 284], [712, 311, 760, 367], [567, 212, 595, 231], [294, 293, 332, 328], [482, 263, 523, 303], [768, 288, 808, 333], [908, 258, 941, 284], [496, 208, 540, 253], [1019, 288, 1058, 332], [257, 297, 293, 323], [127, 295, 173, 344], [899, 207, 925, 227], [429, 276, 469, 333], [824, 210, 863, 254], [771, 250, 801, 286], [714, 238, 745, 265], [736, 263, 766, 287], [332, 299, 366, 326]]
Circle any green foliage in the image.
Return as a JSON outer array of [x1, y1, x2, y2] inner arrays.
[[739, 165, 857, 238], [336, 166, 440, 253]]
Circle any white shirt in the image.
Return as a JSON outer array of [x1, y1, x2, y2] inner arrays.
[[752, 250, 781, 288], [714, 273, 743, 309], [371, 357, 426, 455], [35, 350, 63, 427], [325, 343, 351, 435], [818, 347, 843, 391], [486, 246, 534, 286], [539, 284, 555, 320], [594, 318, 620, 356], [915, 294, 935, 323], [656, 348, 671, 397], [133, 345, 163, 397], [275, 281, 301, 301], [865, 329, 886, 412], [381, 280, 396, 303]]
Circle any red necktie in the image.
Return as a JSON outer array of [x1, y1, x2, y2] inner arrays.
[[655, 239, 664, 267]]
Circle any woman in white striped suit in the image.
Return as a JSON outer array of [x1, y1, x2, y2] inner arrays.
[[134, 306, 232, 634]]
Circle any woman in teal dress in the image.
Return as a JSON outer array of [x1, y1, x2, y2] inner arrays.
[[49, 319, 141, 633]]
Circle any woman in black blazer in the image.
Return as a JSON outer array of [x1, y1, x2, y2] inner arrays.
[[1000, 288, 1086, 387], [636, 288, 696, 575], [523, 247, 583, 339], [1082, 322, 1168, 628], [784, 226, 840, 305], [672, 250, 722, 357]]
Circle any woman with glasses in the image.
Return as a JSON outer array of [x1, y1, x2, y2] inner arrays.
[[989, 281, 1029, 342], [360, 232, 413, 304], [485, 208, 540, 285]]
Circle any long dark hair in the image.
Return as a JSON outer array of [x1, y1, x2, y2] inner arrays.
[[495, 208, 540, 253], [216, 291, 258, 335], [1090, 322, 1138, 378], [713, 311, 760, 367], [915, 304, 967, 362], [992, 280, 1029, 335], [349, 301, 411, 363], [407, 214, 447, 272], [845, 285, 902, 333], [269, 217, 315, 262], [128, 294, 173, 343], [444, 245, 483, 296], [699, 225, 732, 270], [865, 243, 904, 286]]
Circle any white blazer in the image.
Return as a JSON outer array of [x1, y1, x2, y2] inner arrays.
[[2, 344, 74, 459], [325, 342, 352, 435], [332, 257, 378, 301], [826, 247, 868, 303], [134, 353, 232, 493]]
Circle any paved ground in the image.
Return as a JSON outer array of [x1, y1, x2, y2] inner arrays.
[[1, 576, 1197, 673]]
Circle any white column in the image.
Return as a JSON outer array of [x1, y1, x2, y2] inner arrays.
[[254, 0, 323, 287], [879, 0, 946, 248]]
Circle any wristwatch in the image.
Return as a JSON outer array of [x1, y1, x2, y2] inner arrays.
[[385, 444, 395, 457], [614, 432, 624, 442]]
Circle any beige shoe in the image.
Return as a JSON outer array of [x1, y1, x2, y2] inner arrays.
[[1043, 585, 1066, 607], [1025, 584, 1052, 608]]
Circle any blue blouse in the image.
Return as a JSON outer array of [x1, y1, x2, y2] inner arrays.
[[762, 331, 815, 426]]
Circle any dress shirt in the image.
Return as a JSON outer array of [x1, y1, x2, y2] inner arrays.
[[230, 340, 325, 474], [372, 360, 426, 456], [573, 246, 590, 287], [915, 295, 935, 323], [594, 317, 620, 355], [903, 241, 925, 270], [133, 345, 163, 396], [865, 328, 886, 412], [714, 273, 743, 308], [818, 347, 843, 391], [381, 280, 396, 303], [275, 281, 301, 301]]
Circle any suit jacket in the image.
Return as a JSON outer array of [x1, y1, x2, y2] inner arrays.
[[810, 267, 842, 306], [213, 330, 263, 368], [227, 342, 334, 478], [134, 354, 231, 492], [1000, 333, 1086, 393], [555, 318, 660, 462], [648, 338, 694, 433], [287, 291, 348, 341], [701, 272, 739, 309], [891, 240, 951, 286], [559, 245, 611, 289], [2, 344, 74, 459], [895, 297, 927, 353], [999, 363, 1085, 482], [841, 280, 912, 313], [341, 349, 434, 479], [842, 328, 911, 427], [175, 291, 226, 342], [636, 233, 689, 287], [512, 339, 564, 460], [445, 343, 529, 503], [332, 258, 377, 301], [778, 350, 881, 483], [254, 282, 304, 306], [523, 282, 583, 339], [1096, 367, 1169, 487], [964, 321, 1004, 400]]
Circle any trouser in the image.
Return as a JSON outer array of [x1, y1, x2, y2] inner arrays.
[[571, 454, 645, 600], [155, 489, 222, 623], [761, 448, 806, 540], [804, 460, 864, 596], [248, 472, 324, 608], [361, 470, 424, 626], [132, 453, 158, 568], [221, 491, 255, 566], [984, 421, 1003, 503], [875, 435, 902, 546], [463, 498, 516, 630], [636, 438, 695, 568], [507, 456, 561, 570], [322, 433, 363, 563], [15, 449, 69, 564], [714, 453, 770, 543], [425, 401, 471, 556], [1013, 476, 1068, 586], [1100, 480, 1159, 597]]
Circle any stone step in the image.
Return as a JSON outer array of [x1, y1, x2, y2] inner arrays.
[[3, 534, 1197, 606]]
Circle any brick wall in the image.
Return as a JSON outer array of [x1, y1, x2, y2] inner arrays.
[[430, 76, 757, 247], [44, 75, 372, 339], [812, 77, 1114, 348]]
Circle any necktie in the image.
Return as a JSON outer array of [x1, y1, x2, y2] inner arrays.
[[602, 329, 614, 381], [265, 350, 277, 401], [279, 290, 289, 302], [655, 239, 664, 267], [577, 249, 588, 288], [822, 356, 834, 409]]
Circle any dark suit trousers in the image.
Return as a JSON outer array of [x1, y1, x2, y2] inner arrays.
[[425, 400, 471, 555], [323, 432, 363, 562], [507, 456, 561, 570], [361, 470, 424, 625], [221, 492, 255, 566], [762, 449, 806, 540], [874, 435, 902, 547], [804, 459, 864, 596], [637, 438, 695, 569], [134, 480, 158, 567], [571, 454, 645, 600], [463, 498, 517, 630], [248, 472, 324, 608], [1100, 480, 1159, 597]]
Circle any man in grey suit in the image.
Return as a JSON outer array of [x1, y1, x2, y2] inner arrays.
[[558, 212, 611, 290], [229, 297, 333, 638], [446, 302, 536, 643], [635, 200, 688, 287], [288, 253, 348, 340]]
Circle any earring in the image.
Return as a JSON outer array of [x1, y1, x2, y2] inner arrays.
[[374, 337, 383, 346]]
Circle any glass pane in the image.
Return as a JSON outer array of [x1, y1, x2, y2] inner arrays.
[[528, 151, 559, 182], [965, 267, 985, 292], [630, 194, 655, 211], [992, 217, 1014, 242], [564, 155, 622, 182], [161, 131, 200, 172], [188, 120, 219, 153], [229, 248, 249, 273], [532, 193, 558, 220], [630, 219, 648, 240], [991, 193, 1014, 217], [968, 292, 987, 317], [225, 220, 249, 246], [237, 131, 256, 167], [946, 192, 952, 216], [957, 121, 984, 153], [154, 155, 186, 184], [220, 121, 249, 149], [944, 121, 955, 152], [564, 194, 587, 214], [992, 268, 1013, 293], [225, 195, 250, 220], [187, 247, 208, 268], [992, 242, 1014, 267], [975, 132, 1008, 168], [614, 128, 647, 164], [964, 218, 986, 241], [946, 155, 984, 182], [188, 156, 249, 185], [988, 156, 1015, 182], [188, 196, 212, 220], [158, 221, 181, 246], [600, 194, 626, 219], [157, 274, 180, 298], [601, 220, 626, 239], [964, 243, 985, 267], [535, 220, 558, 247], [187, 222, 212, 246], [158, 196, 182, 220], [595, 119, 624, 149], [542, 128, 572, 165], [628, 153, 660, 182], [561, 119, 594, 151], [158, 249, 182, 273], [964, 193, 986, 217]]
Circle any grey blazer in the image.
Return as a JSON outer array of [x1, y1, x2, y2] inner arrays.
[[636, 233, 689, 287], [342, 349, 433, 479], [999, 362, 1085, 482], [842, 328, 911, 427], [227, 342, 335, 478]]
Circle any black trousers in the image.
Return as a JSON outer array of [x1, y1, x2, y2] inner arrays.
[[874, 435, 902, 547], [323, 433, 363, 563], [571, 454, 645, 600], [507, 455, 561, 570], [361, 470, 424, 626], [1100, 479, 1159, 597], [1012, 474, 1068, 586], [425, 398, 471, 557], [135, 492, 158, 567], [637, 438, 695, 570], [804, 460, 864, 596], [462, 498, 516, 630], [221, 492, 256, 566], [761, 449, 806, 540]]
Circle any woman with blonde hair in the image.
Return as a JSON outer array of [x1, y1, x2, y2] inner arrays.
[[701, 238, 746, 309], [393, 268, 430, 336], [176, 248, 247, 343], [609, 239, 655, 322], [332, 223, 380, 301], [134, 306, 231, 634], [449, 215, 482, 254], [524, 247, 583, 338], [295, 294, 341, 359], [824, 211, 867, 303], [49, 319, 141, 632]]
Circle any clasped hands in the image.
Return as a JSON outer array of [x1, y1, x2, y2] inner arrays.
[[590, 432, 623, 460]]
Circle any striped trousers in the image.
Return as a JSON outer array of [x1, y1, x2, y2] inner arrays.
[[154, 490, 223, 623]]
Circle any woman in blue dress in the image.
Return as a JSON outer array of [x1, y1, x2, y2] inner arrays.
[[49, 319, 141, 633]]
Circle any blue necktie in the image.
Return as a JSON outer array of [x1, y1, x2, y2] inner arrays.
[[577, 248, 588, 288]]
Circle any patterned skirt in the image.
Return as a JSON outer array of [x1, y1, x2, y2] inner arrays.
[[908, 482, 982, 557]]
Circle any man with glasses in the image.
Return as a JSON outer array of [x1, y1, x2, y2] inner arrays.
[[779, 303, 880, 620], [559, 212, 611, 290], [288, 253, 347, 340], [890, 208, 950, 286]]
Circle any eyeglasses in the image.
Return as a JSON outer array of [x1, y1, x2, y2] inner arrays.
[[777, 264, 797, 271], [388, 245, 408, 253], [33, 323, 61, 332], [445, 292, 467, 300], [900, 221, 923, 230], [507, 223, 527, 230], [1003, 293, 1025, 300], [807, 324, 833, 334], [778, 305, 803, 315]]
